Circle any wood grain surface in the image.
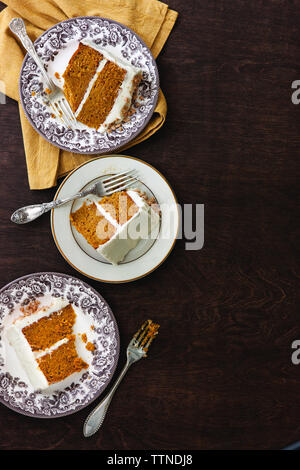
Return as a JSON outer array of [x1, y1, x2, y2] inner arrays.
[[0, 0, 299, 450]]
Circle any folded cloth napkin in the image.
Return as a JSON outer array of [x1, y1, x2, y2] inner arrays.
[[0, 0, 178, 189]]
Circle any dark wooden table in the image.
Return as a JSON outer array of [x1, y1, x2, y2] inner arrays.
[[0, 0, 299, 451]]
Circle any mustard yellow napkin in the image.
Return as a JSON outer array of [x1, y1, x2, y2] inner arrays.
[[0, 0, 178, 189]]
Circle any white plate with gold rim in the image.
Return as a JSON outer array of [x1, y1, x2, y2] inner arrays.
[[51, 155, 179, 283]]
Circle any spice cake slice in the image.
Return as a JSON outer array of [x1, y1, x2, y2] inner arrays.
[[61, 41, 142, 131], [70, 189, 160, 265], [6, 298, 88, 390]]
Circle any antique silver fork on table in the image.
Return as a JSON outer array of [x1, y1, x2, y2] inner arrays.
[[9, 17, 76, 128], [11, 170, 137, 224], [83, 319, 160, 438]]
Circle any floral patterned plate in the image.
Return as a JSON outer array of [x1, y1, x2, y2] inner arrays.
[[19, 16, 159, 154], [0, 272, 119, 418]]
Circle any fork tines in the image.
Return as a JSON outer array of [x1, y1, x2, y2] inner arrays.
[[50, 97, 76, 128], [133, 319, 160, 355], [59, 98, 76, 126], [103, 170, 137, 195]]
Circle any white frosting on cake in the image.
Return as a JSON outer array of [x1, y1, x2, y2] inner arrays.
[[6, 298, 71, 391], [93, 189, 160, 265]]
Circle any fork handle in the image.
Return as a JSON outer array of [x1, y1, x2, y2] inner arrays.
[[9, 18, 52, 89], [83, 359, 132, 437], [11, 186, 94, 224]]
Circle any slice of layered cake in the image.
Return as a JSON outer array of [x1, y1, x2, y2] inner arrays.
[[70, 189, 160, 265], [61, 42, 142, 131], [6, 298, 88, 390]]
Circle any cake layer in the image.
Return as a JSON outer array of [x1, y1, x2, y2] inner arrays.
[[37, 335, 88, 385], [22, 303, 75, 351], [62, 43, 104, 113], [70, 201, 116, 248], [99, 191, 139, 225], [76, 60, 127, 129]]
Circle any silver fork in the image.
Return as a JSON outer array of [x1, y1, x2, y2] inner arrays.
[[9, 17, 76, 128], [83, 319, 160, 438], [11, 170, 137, 224]]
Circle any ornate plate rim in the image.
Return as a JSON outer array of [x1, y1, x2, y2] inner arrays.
[[18, 16, 160, 154], [0, 271, 120, 419]]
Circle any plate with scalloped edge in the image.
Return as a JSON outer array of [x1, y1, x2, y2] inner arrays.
[[0, 272, 119, 418], [19, 16, 159, 154], [51, 155, 179, 283]]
